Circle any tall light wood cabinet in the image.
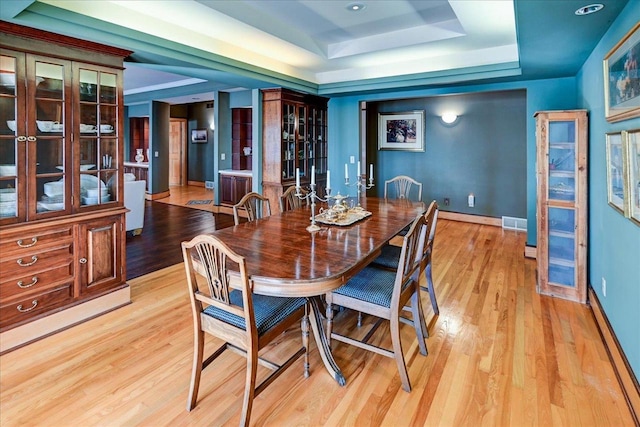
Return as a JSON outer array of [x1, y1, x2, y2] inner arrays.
[[0, 22, 132, 352], [535, 110, 588, 304], [262, 88, 328, 210]]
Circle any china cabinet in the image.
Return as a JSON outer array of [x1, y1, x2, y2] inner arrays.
[[0, 22, 131, 351], [262, 88, 328, 210], [535, 110, 588, 304]]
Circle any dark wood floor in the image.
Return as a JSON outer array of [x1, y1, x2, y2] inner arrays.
[[125, 201, 235, 279]]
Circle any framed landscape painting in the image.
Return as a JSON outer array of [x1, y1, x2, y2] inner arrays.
[[191, 129, 207, 143], [378, 111, 425, 151], [604, 22, 640, 122], [606, 132, 626, 214], [625, 129, 640, 224]]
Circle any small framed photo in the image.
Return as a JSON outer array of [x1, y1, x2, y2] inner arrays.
[[606, 132, 626, 214], [625, 129, 640, 224], [604, 22, 640, 122], [191, 129, 208, 143], [378, 111, 425, 151]]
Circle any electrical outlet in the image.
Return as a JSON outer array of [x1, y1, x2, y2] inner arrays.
[[444, 198, 450, 206], [602, 277, 607, 297], [350, 156, 355, 164]]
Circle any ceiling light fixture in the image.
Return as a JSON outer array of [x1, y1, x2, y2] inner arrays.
[[346, 3, 366, 12], [575, 3, 604, 15]]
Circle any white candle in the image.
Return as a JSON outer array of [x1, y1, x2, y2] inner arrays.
[[311, 165, 315, 186], [344, 163, 349, 180], [326, 170, 331, 190], [357, 161, 361, 178], [296, 168, 300, 188], [369, 163, 374, 180]]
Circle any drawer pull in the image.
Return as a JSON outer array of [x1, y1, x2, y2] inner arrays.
[[27, 136, 37, 142], [17, 300, 38, 313], [17, 237, 38, 248], [17, 277, 38, 288], [17, 136, 27, 142], [79, 258, 87, 264], [17, 256, 38, 267]]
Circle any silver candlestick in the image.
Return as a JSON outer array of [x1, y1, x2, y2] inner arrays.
[[345, 175, 375, 207], [296, 184, 330, 232]]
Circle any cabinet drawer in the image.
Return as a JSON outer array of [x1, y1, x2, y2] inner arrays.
[[0, 284, 73, 330], [0, 244, 74, 281], [0, 226, 74, 259], [0, 263, 74, 302]]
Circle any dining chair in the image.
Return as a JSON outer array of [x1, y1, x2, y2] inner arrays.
[[373, 201, 440, 327], [325, 214, 429, 392], [182, 234, 310, 426], [384, 175, 423, 202], [279, 185, 309, 212], [233, 192, 271, 225]]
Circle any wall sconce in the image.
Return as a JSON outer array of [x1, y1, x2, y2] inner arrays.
[[209, 117, 215, 131], [441, 112, 458, 125]]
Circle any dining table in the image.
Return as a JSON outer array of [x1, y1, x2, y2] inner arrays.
[[209, 196, 426, 386]]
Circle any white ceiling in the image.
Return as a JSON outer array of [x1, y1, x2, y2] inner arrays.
[[41, 0, 518, 102]]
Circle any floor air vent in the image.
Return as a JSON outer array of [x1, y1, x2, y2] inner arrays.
[[502, 216, 527, 231]]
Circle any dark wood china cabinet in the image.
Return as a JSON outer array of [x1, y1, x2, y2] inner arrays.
[[261, 88, 328, 210], [0, 21, 132, 352]]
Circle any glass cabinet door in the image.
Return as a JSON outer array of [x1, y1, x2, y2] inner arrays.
[[298, 105, 307, 179], [31, 56, 72, 218], [0, 52, 25, 223], [282, 102, 296, 181], [547, 120, 576, 202], [77, 66, 119, 207], [547, 207, 576, 287]]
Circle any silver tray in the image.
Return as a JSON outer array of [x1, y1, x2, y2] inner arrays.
[[315, 208, 372, 226]]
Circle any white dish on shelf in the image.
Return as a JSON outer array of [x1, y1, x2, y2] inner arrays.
[[80, 124, 96, 132], [80, 174, 105, 190], [0, 72, 16, 87], [0, 188, 16, 201], [86, 187, 109, 198], [100, 129, 114, 134], [6, 120, 16, 131], [0, 201, 16, 216], [36, 120, 54, 132], [37, 201, 64, 211], [43, 180, 64, 197], [0, 164, 16, 177], [82, 194, 110, 205]]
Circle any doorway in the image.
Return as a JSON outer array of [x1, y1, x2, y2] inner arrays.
[[169, 118, 187, 186]]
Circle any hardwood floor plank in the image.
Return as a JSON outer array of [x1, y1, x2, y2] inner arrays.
[[0, 219, 636, 426]]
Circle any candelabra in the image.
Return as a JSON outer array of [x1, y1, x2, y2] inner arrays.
[[345, 174, 375, 207], [296, 184, 330, 232]]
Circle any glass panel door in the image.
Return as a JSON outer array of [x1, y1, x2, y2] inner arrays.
[[548, 120, 576, 202], [0, 53, 21, 221], [282, 103, 296, 181], [547, 207, 576, 287]]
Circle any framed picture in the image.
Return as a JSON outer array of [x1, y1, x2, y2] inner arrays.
[[606, 132, 626, 214], [604, 22, 640, 122], [191, 129, 208, 143], [625, 129, 640, 224], [378, 111, 425, 151]]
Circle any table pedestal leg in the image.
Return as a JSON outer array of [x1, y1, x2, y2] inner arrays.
[[308, 296, 346, 386]]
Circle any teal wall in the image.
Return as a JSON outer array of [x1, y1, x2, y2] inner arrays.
[[576, 0, 640, 379], [327, 77, 577, 248], [366, 91, 527, 218], [148, 101, 170, 194]]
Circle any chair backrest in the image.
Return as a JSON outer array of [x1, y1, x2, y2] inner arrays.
[[181, 234, 256, 346], [233, 192, 271, 225], [394, 213, 428, 300], [422, 200, 439, 266], [279, 186, 309, 212], [384, 175, 423, 202]]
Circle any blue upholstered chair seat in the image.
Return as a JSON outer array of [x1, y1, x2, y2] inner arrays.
[[203, 290, 306, 335], [373, 244, 402, 269], [335, 266, 411, 308]]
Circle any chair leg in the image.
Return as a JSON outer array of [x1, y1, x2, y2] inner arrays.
[[187, 329, 205, 411], [410, 290, 428, 356], [240, 346, 258, 427], [357, 311, 363, 327], [302, 305, 310, 378], [425, 263, 439, 315], [389, 316, 411, 392]]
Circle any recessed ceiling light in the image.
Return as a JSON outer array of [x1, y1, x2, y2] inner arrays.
[[575, 3, 604, 15], [347, 3, 366, 12]]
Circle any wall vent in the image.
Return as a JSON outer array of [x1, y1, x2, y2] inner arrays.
[[205, 181, 214, 189], [502, 216, 527, 231], [206, 102, 214, 109]]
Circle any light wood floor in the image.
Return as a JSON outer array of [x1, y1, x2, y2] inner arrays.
[[155, 185, 216, 212], [0, 220, 635, 426]]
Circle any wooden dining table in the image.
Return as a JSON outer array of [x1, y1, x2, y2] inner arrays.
[[210, 196, 425, 385]]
